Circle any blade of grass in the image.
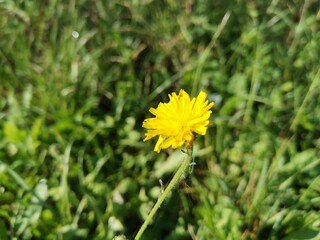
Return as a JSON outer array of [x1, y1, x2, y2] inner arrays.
[[192, 11, 231, 95], [60, 142, 72, 222], [290, 68, 320, 131]]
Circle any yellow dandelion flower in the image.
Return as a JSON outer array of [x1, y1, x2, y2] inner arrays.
[[142, 89, 214, 153]]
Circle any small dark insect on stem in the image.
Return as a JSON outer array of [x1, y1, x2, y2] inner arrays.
[[185, 134, 195, 150]]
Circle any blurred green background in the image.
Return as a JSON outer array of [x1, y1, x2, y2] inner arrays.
[[0, 1, 320, 239]]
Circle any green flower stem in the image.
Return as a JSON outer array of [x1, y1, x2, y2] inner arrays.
[[134, 152, 192, 240]]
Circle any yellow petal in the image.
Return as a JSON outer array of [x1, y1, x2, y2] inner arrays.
[[142, 89, 214, 153], [154, 136, 166, 153]]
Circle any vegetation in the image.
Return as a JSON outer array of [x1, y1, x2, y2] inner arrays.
[[0, 1, 319, 239]]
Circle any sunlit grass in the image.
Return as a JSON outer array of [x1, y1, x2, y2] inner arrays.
[[0, 1, 319, 239]]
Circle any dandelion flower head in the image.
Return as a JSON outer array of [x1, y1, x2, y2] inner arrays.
[[142, 89, 214, 153]]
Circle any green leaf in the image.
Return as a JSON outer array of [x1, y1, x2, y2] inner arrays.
[[3, 122, 26, 143], [0, 219, 8, 240], [283, 228, 320, 240]]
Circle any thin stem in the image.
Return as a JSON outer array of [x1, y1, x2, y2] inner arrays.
[[134, 152, 192, 240]]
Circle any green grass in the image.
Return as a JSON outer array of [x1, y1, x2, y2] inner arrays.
[[0, 0, 320, 239]]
